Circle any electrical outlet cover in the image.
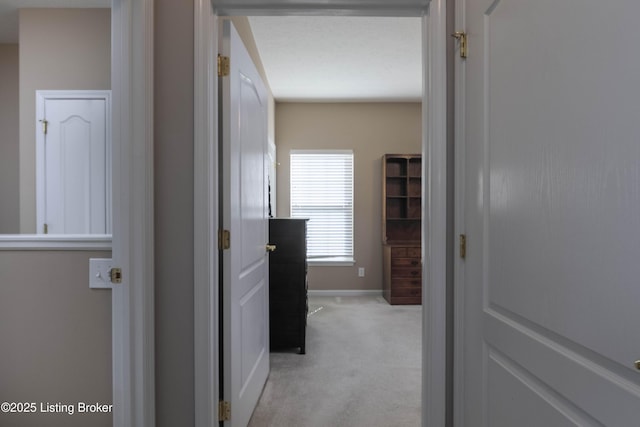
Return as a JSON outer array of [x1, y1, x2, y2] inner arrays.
[[90, 258, 113, 288]]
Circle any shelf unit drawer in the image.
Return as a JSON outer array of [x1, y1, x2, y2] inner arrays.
[[383, 243, 422, 305], [391, 287, 422, 298], [406, 247, 421, 258], [392, 257, 421, 267], [390, 247, 408, 257], [392, 278, 421, 288], [390, 247, 421, 259], [391, 267, 421, 278]]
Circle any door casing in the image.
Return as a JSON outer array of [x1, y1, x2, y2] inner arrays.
[[110, 1, 155, 427], [193, 1, 448, 426]]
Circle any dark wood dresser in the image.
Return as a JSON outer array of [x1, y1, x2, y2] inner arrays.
[[268, 218, 308, 354]]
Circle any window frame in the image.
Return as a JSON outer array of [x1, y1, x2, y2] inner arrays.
[[289, 149, 355, 266]]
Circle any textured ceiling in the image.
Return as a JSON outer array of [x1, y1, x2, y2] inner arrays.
[[0, 0, 109, 43], [248, 16, 422, 102]]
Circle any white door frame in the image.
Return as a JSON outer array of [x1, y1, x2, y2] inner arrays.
[[35, 90, 112, 235], [111, 1, 155, 426], [193, 1, 448, 426], [193, 2, 219, 425], [452, 1, 466, 425]]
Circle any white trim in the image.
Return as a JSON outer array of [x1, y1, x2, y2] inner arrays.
[[110, 1, 155, 426], [0, 235, 112, 251], [308, 258, 356, 266], [422, 2, 448, 426], [290, 149, 354, 155], [453, 0, 467, 424], [35, 90, 112, 236], [308, 289, 383, 297], [194, 1, 218, 426], [200, 3, 448, 427]]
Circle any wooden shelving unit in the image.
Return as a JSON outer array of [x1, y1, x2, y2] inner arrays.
[[382, 154, 422, 305]]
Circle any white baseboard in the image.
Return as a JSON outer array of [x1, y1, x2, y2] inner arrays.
[[307, 290, 383, 297]]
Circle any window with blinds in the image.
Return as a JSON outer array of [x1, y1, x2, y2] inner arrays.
[[290, 150, 354, 262]]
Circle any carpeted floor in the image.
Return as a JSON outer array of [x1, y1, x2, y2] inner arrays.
[[248, 296, 422, 427]]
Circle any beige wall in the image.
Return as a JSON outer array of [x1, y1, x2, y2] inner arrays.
[[0, 44, 20, 233], [0, 250, 112, 427], [275, 102, 422, 291], [154, 9, 274, 425], [0, 11, 113, 427], [19, 9, 111, 233], [154, 0, 195, 424]]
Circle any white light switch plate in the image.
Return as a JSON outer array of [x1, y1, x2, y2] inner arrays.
[[90, 258, 113, 289]]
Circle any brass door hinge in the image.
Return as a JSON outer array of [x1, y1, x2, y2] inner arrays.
[[109, 267, 122, 284], [40, 119, 49, 134], [43, 223, 48, 234], [219, 229, 231, 250], [218, 400, 231, 422], [218, 55, 230, 77], [451, 31, 468, 59], [459, 234, 466, 259]]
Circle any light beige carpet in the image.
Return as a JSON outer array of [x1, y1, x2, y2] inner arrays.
[[248, 296, 422, 427]]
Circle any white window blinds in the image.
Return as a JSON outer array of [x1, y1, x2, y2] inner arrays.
[[290, 150, 354, 260]]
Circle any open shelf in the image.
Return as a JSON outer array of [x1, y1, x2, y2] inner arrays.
[[382, 154, 422, 244], [408, 158, 421, 177], [386, 177, 407, 196], [408, 178, 421, 197], [385, 158, 408, 177]]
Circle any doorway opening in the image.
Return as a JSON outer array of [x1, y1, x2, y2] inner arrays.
[[194, 2, 449, 426], [246, 15, 423, 426]]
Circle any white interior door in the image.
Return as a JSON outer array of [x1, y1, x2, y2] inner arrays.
[[459, 0, 640, 425], [220, 20, 270, 427], [36, 91, 111, 234]]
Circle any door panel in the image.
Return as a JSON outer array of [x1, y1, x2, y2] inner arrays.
[[488, 354, 587, 427], [220, 20, 270, 427], [240, 280, 267, 387], [461, 0, 640, 425], [51, 113, 93, 230], [40, 97, 108, 234]]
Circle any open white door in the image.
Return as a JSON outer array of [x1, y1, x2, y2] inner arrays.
[[219, 20, 270, 427], [458, 0, 640, 425]]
